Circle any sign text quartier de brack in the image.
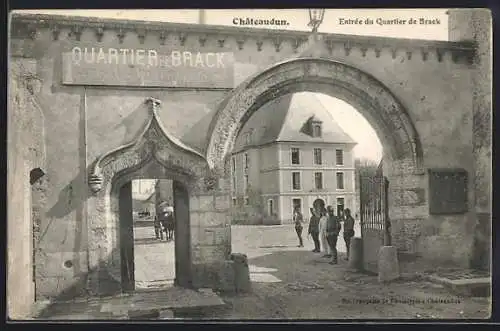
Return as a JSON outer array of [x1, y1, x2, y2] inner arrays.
[[71, 47, 228, 68]]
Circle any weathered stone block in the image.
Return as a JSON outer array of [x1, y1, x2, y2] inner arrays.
[[198, 211, 226, 227], [189, 196, 200, 211], [348, 237, 363, 271], [215, 194, 230, 211], [392, 188, 426, 207], [35, 251, 88, 278], [198, 195, 215, 211], [378, 246, 400, 282]]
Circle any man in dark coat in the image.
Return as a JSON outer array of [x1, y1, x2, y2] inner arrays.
[[308, 207, 321, 252], [326, 205, 342, 264]]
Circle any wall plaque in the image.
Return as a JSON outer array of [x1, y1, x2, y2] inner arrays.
[[428, 168, 468, 214], [62, 46, 235, 88]]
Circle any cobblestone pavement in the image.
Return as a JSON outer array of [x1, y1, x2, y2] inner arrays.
[[213, 224, 491, 320]]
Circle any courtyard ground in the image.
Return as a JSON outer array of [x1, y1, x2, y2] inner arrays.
[[34, 223, 491, 320], [133, 223, 490, 320]]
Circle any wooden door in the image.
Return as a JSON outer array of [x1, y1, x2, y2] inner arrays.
[[119, 181, 135, 292], [173, 181, 192, 288]]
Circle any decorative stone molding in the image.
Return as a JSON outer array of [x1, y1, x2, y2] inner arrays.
[[199, 34, 207, 47], [391, 48, 397, 59], [137, 29, 147, 44], [325, 39, 334, 54], [344, 42, 352, 56], [95, 27, 104, 42], [374, 48, 381, 58], [179, 33, 187, 46], [256, 39, 263, 52], [87, 97, 208, 194], [272, 36, 282, 52], [159, 31, 167, 45], [360, 47, 368, 57], [50, 25, 60, 41], [69, 26, 82, 41], [236, 38, 245, 50], [11, 14, 476, 65], [406, 51, 412, 60], [217, 38, 226, 48], [26, 24, 38, 40], [117, 28, 126, 44], [421, 49, 429, 61], [436, 49, 444, 62], [205, 58, 424, 174]]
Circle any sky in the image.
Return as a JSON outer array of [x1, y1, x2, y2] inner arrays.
[[17, 9, 450, 162]]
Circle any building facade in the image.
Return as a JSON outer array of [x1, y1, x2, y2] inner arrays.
[[231, 93, 357, 224]]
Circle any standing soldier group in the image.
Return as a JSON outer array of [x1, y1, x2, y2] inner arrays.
[[154, 202, 175, 241], [294, 204, 355, 264]]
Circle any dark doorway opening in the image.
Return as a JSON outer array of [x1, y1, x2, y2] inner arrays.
[[118, 178, 192, 292]]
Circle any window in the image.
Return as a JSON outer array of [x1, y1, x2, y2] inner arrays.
[[246, 131, 252, 145], [291, 148, 300, 165], [244, 174, 249, 192], [268, 199, 274, 216], [313, 124, 322, 137], [232, 177, 236, 192], [232, 198, 237, 206], [244, 153, 249, 170], [292, 198, 302, 214], [314, 172, 323, 190], [232, 157, 236, 173], [314, 148, 322, 165], [336, 172, 345, 190], [244, 197, 249, 205], [336, 198, 345, 216], [336, 149, 344, 165], [292, 172, 301, 190]]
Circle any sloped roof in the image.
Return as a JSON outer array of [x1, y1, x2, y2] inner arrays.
[[233, 92, 357, 153]]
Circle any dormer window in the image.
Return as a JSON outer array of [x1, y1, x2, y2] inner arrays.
[[312, 123, 322, 137], [308, 116, 323, 138]]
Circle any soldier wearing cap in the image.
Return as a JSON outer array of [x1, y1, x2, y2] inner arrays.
[[326, 205, 342, 264]]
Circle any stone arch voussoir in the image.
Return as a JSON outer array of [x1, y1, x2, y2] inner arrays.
[[206, 58, 423, 175]]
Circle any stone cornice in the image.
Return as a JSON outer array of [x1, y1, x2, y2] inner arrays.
[[11, 13, 476, 61]]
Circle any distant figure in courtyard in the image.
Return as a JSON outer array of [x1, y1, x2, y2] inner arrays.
[[154, 214, 163, 240], [342, 208, 355, 261], [293, 207, 304, 247], [326, 205, 342, 264], [308, 207, 321, 252], [318, 207, 331, 257], [165, 210, 175, 241]]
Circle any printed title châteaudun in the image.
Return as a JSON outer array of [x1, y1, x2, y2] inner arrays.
[[232, 17, 289, 26]]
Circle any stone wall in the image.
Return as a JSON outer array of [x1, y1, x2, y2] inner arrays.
[[7, 59, 47, 318], [190, 192, 232, 288], [449, 9, 492, 270], [7, 12, 488, 310]]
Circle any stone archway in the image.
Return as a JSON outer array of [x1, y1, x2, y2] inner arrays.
[[85, 97, 209, 295], [205, 58, 427, 257], [206, 58, 423, 172]]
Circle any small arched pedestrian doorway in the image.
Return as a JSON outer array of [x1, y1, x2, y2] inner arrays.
[[115, 176, 191, 292], [86, 98, 209, 296]]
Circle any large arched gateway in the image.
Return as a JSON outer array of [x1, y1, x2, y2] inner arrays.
[[8, 11, 490, 318]]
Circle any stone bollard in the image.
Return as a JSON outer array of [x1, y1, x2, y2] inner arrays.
[[217, 260, 236, 293], [231, 253, 251, 293], [378, 246, 400, 282], [347, 237, 363, 271]]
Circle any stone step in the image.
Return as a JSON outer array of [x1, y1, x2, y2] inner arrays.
[[425, 274, 491, 297], [35, 287, 227, 320]]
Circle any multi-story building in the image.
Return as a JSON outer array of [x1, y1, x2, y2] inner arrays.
[[231, 92, 357, 224]]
